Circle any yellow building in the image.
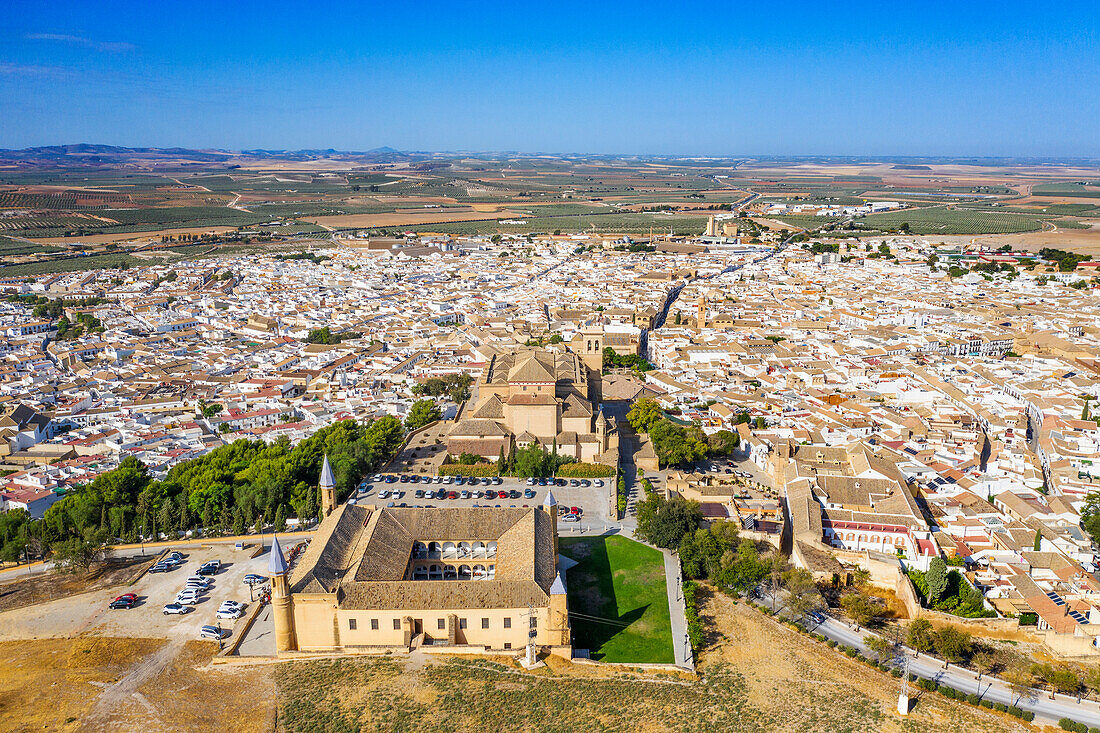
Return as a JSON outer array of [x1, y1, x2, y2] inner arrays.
[[270, 492, 571, 657], [446, 348, 617, 465]]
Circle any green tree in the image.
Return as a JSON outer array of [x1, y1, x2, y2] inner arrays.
[[405, 399, 442, 432], [865, 635, 895, 663], [627, 398, 663, 433], [637, 496, 701, 549], [783, 567, 822, 619], [513, 444, 554, 478], [932, 626, 972, 664], [925, 557, 948, 602], [706, 430, 740, 456], [51, 528, 111, 573], [840, 591, 884, 627], [908, 618, 936, 652], [274, 505, 287, 533]]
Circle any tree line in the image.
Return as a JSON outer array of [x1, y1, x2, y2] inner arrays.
[[9, 417, 404, 570]]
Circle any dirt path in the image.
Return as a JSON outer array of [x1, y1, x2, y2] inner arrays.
[[85, 637, 184, 728]]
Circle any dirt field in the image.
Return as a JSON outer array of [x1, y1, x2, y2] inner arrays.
[[304, 209, 523, 228], [0, 636, 272, 732], [27, 226, 239, 245], [0, 556, 154, 614], [923, 225, 1100, 256]]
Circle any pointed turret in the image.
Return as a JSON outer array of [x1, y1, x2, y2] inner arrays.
[[319, 454, 336, 517], [269, 534, 297, 652], [543, 488, 559, 557], [268, 534, 288, 575]]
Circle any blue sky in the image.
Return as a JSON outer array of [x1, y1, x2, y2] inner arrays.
[[1, 1, 1097, 156]]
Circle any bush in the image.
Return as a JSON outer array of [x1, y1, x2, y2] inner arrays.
[[1057, 720, 1086, 732], [826, 640, 837, 648], [555, 462, 614, 478], [939, 686, 956, 699], [843, 646, 858, 657], [980, 699, 993, 709], [966, 693, 980, 705], [891, 669, 902, 678], [993, 702, 1008, 712]]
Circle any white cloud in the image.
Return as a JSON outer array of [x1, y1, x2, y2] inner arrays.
[[25, 33, 135, 53]]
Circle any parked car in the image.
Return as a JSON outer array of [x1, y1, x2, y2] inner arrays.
[[561, 513, 580, 523], [524, 489, 536, 499], [379, 489, 391, 499], [372, 474, 382, 482], [492, 477, 503, 485], [109, 598, 135, 609], [569, 479, 580, 487], [414, 489, 424, 499], [570, 506, 582, 515], [216, 607, 244, 620], [243, 574, 267, 585], [579, 480, 591, 487], [220, 600, 245, 610], [444, 476, 455, 484], [526, 477, 536, 486], [163, 603, 191, 615], [594, 480, 604, 487], [199, 625, 226, 640], [508, 490, 520, 499], [149, 563, 172, 573], [460, 490, 470, 499], [446, 491, 458, 500]]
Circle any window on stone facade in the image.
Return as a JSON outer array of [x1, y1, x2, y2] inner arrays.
[[504, 617, 511, 628], [482, 617, 489, 629], [393, 618, 401, 630], [348, 618, 357, 630], [459, 618, 467, 629], [530, 616, 537, 628], [437, 618, 445, 630], [504, 643, 512, 650]]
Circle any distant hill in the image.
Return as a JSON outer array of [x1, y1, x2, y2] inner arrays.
[[0, 144, 421, 169]]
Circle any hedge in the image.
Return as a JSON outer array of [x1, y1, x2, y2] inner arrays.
[[555, 462, 614, 478], [438, 464, 499, 477], [1058, 719, 1088, 733]]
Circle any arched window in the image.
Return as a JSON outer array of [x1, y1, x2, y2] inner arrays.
[[443, 566, 457, 580], [486, 541, 498, 558], [428, 542, 441, 558], [457, 542, 471, 558], [413, 542, 427, 559], [458, 565, 472, 579], [442, 542, 457, 559], [473, 564, 487, 579], [472, 542, 486, 558]]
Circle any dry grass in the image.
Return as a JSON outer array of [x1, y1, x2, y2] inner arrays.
[[269, 585, 1030, 733], [0, 636, 164, 732], [0, 636, 273, 732]]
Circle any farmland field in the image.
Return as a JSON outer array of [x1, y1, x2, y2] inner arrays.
[[855, 207, 1046, 234], [1032, 182, 1100, 198]]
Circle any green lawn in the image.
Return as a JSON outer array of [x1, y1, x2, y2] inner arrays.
[[559, 535, 673, 663]]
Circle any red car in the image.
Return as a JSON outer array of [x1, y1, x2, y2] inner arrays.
[[446, 491, 458, 499], [570, 506, 582, 516], [115, 593, 137, 603]]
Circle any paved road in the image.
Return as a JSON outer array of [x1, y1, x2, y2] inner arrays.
[[805, 609, 1100, 726], [662, 549, 693, 670]]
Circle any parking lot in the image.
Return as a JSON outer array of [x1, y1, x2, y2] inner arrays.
[[0, 543, 271, 644], [353, 475, 617, 532]]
